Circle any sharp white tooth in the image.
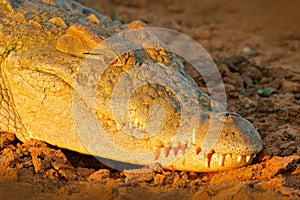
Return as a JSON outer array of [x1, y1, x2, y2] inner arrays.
[[218, 155, 225, 166], [134, 117, 139, 127], [205, 156, 209, 168], [195, 146, 201, 155], [237, 155, 243, 162], [129, 122, 133, 129], [116, 123, 123, 131], [253, 154, 256, 158], [180, 143, 188, 154], [141, 123, 146, 131], [164, 146, 171, 157], [155, 149, 161, 160], [192, 128, 196, 144], [107, 120, 113, 126], [97, 113, 104, 120], [228, 153, 232, 158], [173, 146, 180, 156], [246, 155, 252, 163]]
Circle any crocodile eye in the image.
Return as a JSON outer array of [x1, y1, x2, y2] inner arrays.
[[223, 113, 230, 117], [216, 112, 241, 122], [222, 112, 240, 118]]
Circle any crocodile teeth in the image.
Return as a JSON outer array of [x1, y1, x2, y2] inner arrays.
[[134, 117, 139, 127], [155, 150, 161, 160], [218, 155, 225, 166], [128, 122, 133, 129], [116, 123, 124, 131], [195, 146, 201, 155], [164, 146, 171, 157], [107, 120, 113, 126], [140, 123, 146, 132], [246, 155, 252, 163], [205, 154, 213, 168], [97, 113, 104, 120], [228, 153, 232, 158], [173, 146, 179, 156], [237, 155, 243, 162], [204, 157, 209, 168], [192, 128, 196, 144], [180, 143, 188, 154]]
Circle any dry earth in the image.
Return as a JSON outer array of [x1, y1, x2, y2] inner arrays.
[[1, 0, 300, 199]]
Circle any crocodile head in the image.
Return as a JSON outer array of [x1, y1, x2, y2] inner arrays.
[[0, 0, 262, 172], [55, 22, 262, 172]]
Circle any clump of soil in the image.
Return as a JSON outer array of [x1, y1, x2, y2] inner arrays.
[[1, 0, 300, 199]]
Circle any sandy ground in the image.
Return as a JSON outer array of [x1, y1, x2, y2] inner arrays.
[[1, 0, 300, 199]]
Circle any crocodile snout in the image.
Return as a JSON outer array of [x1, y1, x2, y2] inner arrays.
[[163, 111, 263, 172], [214, 111, 263, 154], [197, 111, 263, 171]]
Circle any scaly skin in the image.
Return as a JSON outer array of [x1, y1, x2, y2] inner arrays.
[[0, 0, 262, 172]]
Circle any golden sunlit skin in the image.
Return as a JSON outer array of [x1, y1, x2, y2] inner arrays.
[[0, 0, 262, 172]]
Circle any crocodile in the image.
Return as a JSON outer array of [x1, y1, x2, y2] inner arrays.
[[0, 0, 262, 172]]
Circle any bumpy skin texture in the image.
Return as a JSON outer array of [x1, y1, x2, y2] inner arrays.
[[0, 0, 262, 172]]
